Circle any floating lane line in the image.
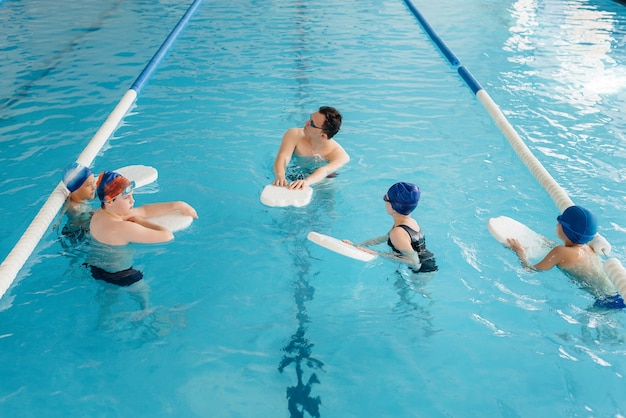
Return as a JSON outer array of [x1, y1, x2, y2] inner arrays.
[[0, 0, 204, 302], [402, 0, 624, 300]]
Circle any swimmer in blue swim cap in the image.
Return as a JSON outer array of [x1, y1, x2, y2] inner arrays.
[[86, 171, 198, 289], [347, 182, 437, 273], [508, 205, 624, 309], [89, 171, 198, 246], [62, 162, 96, 206], [59, 162, 97, 243]]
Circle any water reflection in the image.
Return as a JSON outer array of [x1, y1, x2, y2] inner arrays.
[[505, 0, 626, 107], [274, 179, 337, 417], [277, 243, 324, 418]]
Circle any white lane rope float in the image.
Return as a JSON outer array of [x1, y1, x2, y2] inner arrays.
[[0, 0, 204, 301], [402, 0, 625, 300]]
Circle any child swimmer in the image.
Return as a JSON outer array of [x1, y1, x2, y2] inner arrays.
[[59, 162, 97, 243], [348, 182, 437, 273], [507, 205, 624, 309]]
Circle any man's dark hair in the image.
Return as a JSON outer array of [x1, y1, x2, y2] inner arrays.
[[318, 106, 342, 139]]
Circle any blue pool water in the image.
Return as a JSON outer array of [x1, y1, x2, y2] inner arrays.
[[1, 0, 626, 416]]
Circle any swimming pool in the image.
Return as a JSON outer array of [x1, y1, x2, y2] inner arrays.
[[1, 0, 626, 416]]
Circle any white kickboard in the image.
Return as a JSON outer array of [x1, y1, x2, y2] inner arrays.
[[148, 212, 194, 232], [487, 216, 551, 260], [115, 165, 158, 189], [307, 231, 377, 262], [261, 185, 313, 207]]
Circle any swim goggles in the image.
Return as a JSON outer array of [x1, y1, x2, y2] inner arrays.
[[111, 181, 135, 201], [309, 116, 324, 129]]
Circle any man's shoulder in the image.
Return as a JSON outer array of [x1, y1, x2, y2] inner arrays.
[[284, 127, 305, 139], [327, 140, 350, 160]]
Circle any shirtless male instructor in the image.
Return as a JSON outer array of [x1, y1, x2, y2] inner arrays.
[[272, 106, 349, 190]]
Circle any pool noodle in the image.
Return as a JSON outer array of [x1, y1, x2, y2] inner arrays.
[[0, 0, 205, 302]]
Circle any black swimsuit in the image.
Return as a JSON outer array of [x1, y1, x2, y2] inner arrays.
[[387, 224, 438, 273], [87, 264, 143, 287]]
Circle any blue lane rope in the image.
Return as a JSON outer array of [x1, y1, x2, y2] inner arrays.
[[401, 0, 625, 300], [401, 0, 575, 208], [0, 0, 204, 303], [457, 65, 482, 95], [401, 0, 459, 66], [131, 0, 203, 94]]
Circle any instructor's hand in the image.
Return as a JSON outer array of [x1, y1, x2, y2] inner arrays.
[[272, 176, 288, 187], [288, 179, 309, 190]]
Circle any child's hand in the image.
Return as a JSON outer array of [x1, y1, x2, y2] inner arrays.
[[357, 247, 377, 255], [342, 239, 376, 255], [177, 202, 198, 219], [506, 238, 525, 253]]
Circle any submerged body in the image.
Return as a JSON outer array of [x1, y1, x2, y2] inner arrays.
[[85, 236, 142, 287], [284, 154, 332, 182], [61, 201, 94, 244], [557, 246, 622, 306]]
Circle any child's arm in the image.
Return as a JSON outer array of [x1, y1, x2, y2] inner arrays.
[[507, 238, 563, 271], [341, 236, 387, 255], [357, 235, 388, 247], [532, 247, 566, 271], [117, 217, 174, 244], [507, 238, 534, 269], [341, 236, 421, 267], [131, 201, 198, 219]]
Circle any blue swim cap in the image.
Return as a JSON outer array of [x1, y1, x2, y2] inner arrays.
[[62, 163, 92, 193], [96, 171, 134, 203], [387, 182, 420, 215], [557, 205, 597, 244]]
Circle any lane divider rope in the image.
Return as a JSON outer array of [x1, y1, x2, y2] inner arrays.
[[402, 0, 624, 299], [0, 0, 204, 301]]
